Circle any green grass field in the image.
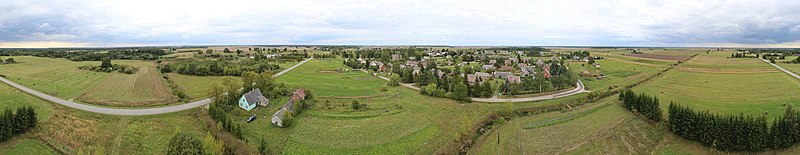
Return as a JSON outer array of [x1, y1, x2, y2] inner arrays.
[[210, 58, 502, 154], [6, 49, 800, 154], [35, 108, 208, 154], [0, 56, 176, 106], [276, 59, 388, 97], [0, 139, 58, 155], [635, 52, 800, 120], [79, 60, 176, 106], [470, 97, 664, 154], [568, 58, 665, 91], [229, 86, 496, 154], [0, 56, 110, 100], [0, 82, 56, 121], [166, 73, 238, 100]]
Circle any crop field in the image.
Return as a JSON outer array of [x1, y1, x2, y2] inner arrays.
[[625, 53, 690, 61], [79, 60, 176, 106], [276, 58, 388, 97], [635, 52, 800, 120], [678, 52, 776, 73], [0, 56, 110, 100]]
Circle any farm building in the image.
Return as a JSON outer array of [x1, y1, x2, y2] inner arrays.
[[239, 88, 268, 111], [271, 88, 306, 127]]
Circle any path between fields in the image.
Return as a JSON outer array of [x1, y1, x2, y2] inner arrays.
[[359, 70, 588, 103], [0, 58, 313, 116], [761, 58, 800, 80]]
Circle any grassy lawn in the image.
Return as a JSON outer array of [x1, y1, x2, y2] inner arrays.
[[0, 139, 58, 155], [634, 52, 800, 120], [79, 60, 176, 106], [276, 58, 388, 97]]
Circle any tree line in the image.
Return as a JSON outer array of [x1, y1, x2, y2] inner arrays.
[[618, 89, 662, 121], [668, 99, 800, 151], [79, 58, 138, 74], [161, 59, 280, 76], [0, 106, 37, 142], [2, 49, 168, 61]]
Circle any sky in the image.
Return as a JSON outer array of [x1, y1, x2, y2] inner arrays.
[[1, 0, 800, 48]]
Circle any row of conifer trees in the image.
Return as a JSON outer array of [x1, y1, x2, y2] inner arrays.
[[618, 89, 662, 121]]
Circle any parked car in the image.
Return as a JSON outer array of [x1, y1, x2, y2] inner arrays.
[[246, 114, 257, 123]]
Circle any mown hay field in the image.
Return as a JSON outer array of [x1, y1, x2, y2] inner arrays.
[[79, 60, 176, 106], [0, 56, 110, 100], [634, 52, 800, 120]]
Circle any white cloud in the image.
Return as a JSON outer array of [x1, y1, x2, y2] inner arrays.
[[0, 0, 799, 47]]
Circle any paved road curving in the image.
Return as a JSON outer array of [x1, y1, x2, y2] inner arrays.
[[470, 80, 587, 103], [0, 58, 312, 116], [761, 58, 800, 80], [362, 70, 587, 103], [273, 58, 312, 78]]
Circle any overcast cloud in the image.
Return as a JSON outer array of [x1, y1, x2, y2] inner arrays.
[[1, 0, 799, 47]]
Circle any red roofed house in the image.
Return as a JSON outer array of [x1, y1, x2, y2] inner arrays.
[[507, 75, 521, 84], [499, 65, 513, 71], [543, 64, 551, 79]]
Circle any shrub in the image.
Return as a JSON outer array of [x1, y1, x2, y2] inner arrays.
[[167, 133, 204, 155]]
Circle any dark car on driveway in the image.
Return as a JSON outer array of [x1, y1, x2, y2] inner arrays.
[[247, 114, 257, 123]]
